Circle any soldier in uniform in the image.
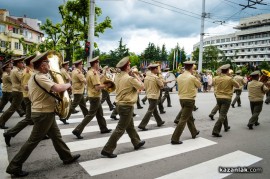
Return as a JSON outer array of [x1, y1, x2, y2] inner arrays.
[[100, 65, 115, 111], [138, 64, 165, 131], [0, 57, 25, 129], [0, 61, 25, 116], [247, 71, 269, 129], [3, 54, 36, 146], [6, 51, 80, 177], [62, 60, 88, 124], [72, 56, 111, 139], [101, 57, 145, 158], [160, 67, 172, 107], [231, 70, 246, 108], [212, 64, 239, 137], [171, 61, 201, 144], [60, 61, 72, 83]]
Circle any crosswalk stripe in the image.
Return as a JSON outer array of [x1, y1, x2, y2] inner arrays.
[[80, 137, 216, 176], [56, 110, 112, 118], [67, 127, 175, 152], [86, 104, 109, 109], [157, 150, 262, 179], [0, 130, 11, 178], [60, 120, 156, 136], [56, 115, 117, 125]]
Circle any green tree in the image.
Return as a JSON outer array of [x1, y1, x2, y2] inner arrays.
[[107, 38, 129, 67], [203, 45, 223, 70], [259, 60, 270, 71]]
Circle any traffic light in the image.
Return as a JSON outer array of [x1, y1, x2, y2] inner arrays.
[[85, 41, 90, 57]]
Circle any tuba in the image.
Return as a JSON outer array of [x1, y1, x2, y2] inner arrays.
[[260, 69, 270, 83], [103, 70, 116, 93], [47, 50, 71, 119]]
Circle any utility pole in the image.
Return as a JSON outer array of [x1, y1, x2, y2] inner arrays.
[[198, 0, 205, 73], [87, 0, 95, 66]]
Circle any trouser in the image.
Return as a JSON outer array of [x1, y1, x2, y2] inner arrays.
[[158, 90, 164, 112], [141, 96, 147, 104], [161, 89, 171, 106], [231, 89, 242, 106], [0, 92, 25, 115], [110, 107, 118, 118], [138, 99, 163, 128], [5, 98, 33, 137], [0, 91, 23, 126], [101, 89, 114, 109], [265, 91, 270, 103], [102, 105, 141, 154], [212, 98, 231, 134], [171, 99, 197, 142], [209, 104, 219, 117], [248, 101, 263, 125], [6, 112, 73, 173], [65, 94, 88, 120], [137, 95, 143, 108], [73, 97, 108, 134]]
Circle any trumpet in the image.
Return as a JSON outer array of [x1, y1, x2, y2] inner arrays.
[[260, 69, 270, 83]]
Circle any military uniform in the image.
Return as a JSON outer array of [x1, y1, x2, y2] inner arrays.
[[247, 71, 269, 129], [102, 57, 144, 157], [208, 76, 219, 120], [158, 74, 166, 113], [100, 71, 114, 110], [60, 62, 71, 83], [4, 55, 36, 141], [171, 66, 201, 143], [6, 52, 79, 177], [160, 68, 172, 107], [231, 71, 246, 107], [65, 61, 88, 122], [212, 64, 239, 137], [72, 58, 110, 138], [0, 58, 24, 129], [138, 64, 164, 130]]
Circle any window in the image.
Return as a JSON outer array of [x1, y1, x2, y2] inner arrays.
[[254, 48, 257, 51], [247, 55, 250, 58], [14, 42, 21, 50], [211, 40, 215, 44], [226, 38, 230, 42], [216, 39, 220, 43], [13, 27, 19, 34], [247, 49, 251, 52], [253, 55, 257, 58], [231, 37, 236, 41], [28, 32, 32, 39], [260, 55, 264, 58], [221, 39, 225, 43], [0, 24, 5, 33], [242, 43, 245, 46], [254, 41, 257, 45], [0, 40, 6, 47], [235, 43, 238, 46], [248, 42, 252, 45], [260, 48, 264, 51], [241, 49, 245, 52]]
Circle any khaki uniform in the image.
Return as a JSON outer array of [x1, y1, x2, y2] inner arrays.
[[0, 72, 12, 111], [60, 67, 71, 83], [171, 71, 201, 142], [158, 74, 165, 113], [231, 75, 245, 106], [5, 67, 34, 137], [0, 67, 24, 127], [100, 74, 114, 110], [6, 71, 73, 174], [247, 80, 269, 126], [209, 76, 219, 118], [212, 74, 239, 135], [139, 72, 164, 128], [65, 68, 88, 120], [102, 71, 142, 154], [73, 68, 108, 135]]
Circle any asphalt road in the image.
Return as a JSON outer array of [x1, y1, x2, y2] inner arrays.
[[1, 91, 269, 179]]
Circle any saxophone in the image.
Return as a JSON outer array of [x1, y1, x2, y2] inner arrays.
[[46, 50, 71, 119]]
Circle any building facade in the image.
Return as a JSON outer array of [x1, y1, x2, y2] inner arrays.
[[193, 13, 270, 66], [0, 9, 44, 56]]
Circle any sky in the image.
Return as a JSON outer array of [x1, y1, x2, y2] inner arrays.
[[2, 0, 270, 55]]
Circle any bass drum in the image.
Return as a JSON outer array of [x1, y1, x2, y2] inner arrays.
[[162, 72, 176, 88]]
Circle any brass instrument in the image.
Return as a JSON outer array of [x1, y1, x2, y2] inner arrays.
[[103, 70, 116, 93], [47, 50, 71, 119], [260, 69, 270, 83]]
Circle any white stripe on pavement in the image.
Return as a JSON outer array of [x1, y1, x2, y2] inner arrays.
[[157, 150, 262, 179], [80, 137, 216, 176], [67, 127, 175, 152], [60, 120, 156, 136], [57, 111, 112, 118], [0, 130, 11, 178]]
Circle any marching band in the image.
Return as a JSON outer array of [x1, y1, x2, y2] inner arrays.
[[1, 51, 270, 177]]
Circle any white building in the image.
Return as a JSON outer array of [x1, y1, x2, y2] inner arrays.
[[193, 13, 270, 66]]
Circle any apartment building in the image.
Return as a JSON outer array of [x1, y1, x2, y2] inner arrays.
[[0, 9, 44, 56], [193, 13, 270, 66]]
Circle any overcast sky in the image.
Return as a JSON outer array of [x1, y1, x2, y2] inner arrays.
[[2, 0, 270, 54]]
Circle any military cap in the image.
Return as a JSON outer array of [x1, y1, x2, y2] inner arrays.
[[131, 65, 137, 69], [116, 56, 130, 68], [31, 51, 48, 64], [220, 64, 230, 70], [147, 63, 159, 69], [1, 63, 10, 69], [5, 59, 12, 64], [24, 54, 37, 64], [13, 56, 25, 62], [62, 61, 69, 65], [183, 61, 195, 65], [89, 56, 99, 63], [103, 65, 109, 70], [235, 70, 241, 74], [250, 71, 260, 76], [73, 59, 83, 65]]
